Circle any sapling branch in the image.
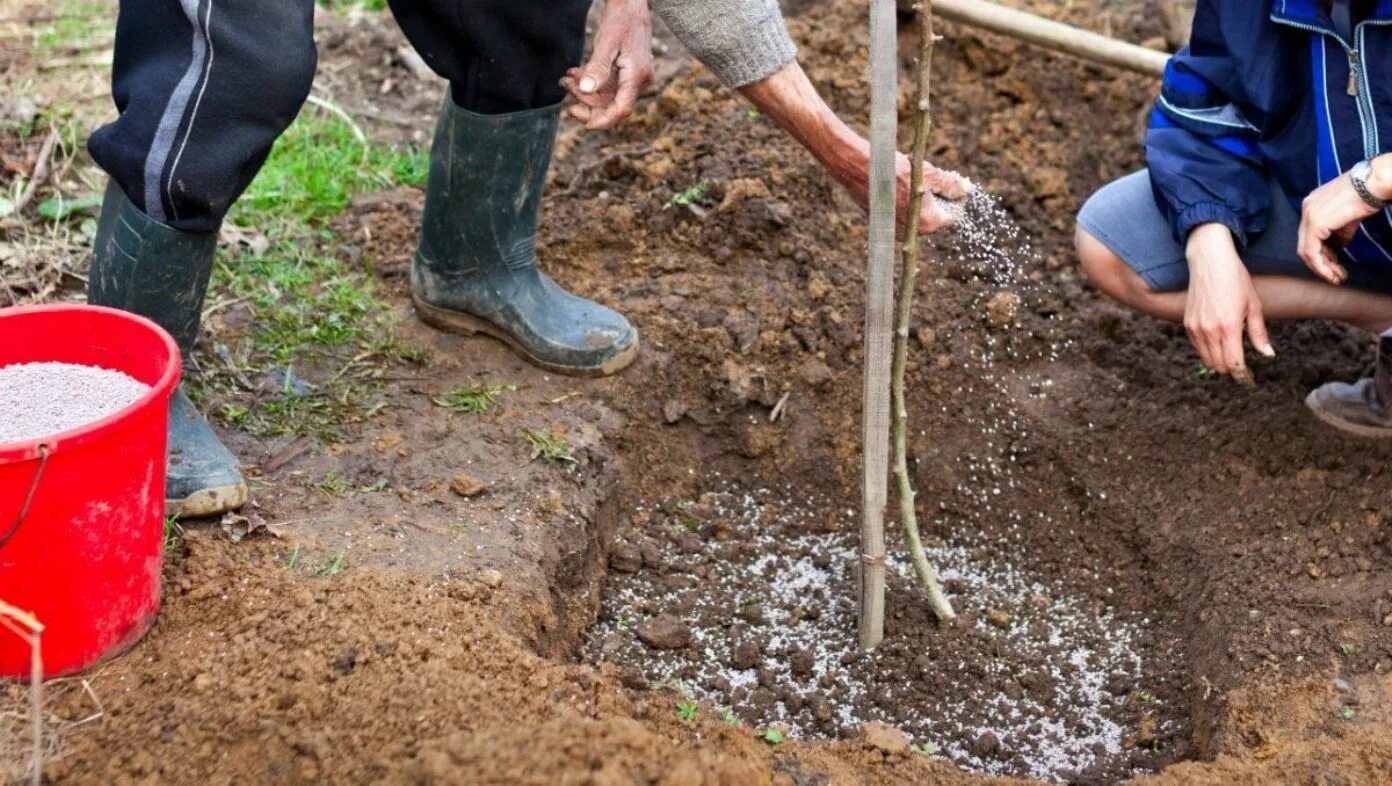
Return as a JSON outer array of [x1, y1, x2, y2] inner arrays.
[[891, 1, 956, 624]]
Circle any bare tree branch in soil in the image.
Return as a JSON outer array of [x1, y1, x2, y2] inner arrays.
[[859, 0, 898, 649], [893, 1, 956, 625]]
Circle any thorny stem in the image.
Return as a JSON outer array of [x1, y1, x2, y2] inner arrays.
[[892, 1, 956, 624]]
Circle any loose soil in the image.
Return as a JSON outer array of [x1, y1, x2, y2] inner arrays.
[[7, 1, 1392, 785]]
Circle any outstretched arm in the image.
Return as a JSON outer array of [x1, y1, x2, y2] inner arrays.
[[738, 60, 966, 237], [565, 0, 967, 236]]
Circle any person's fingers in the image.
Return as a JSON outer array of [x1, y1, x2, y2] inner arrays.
[[1219, 320, 1245, 378], [577, 38, 619, 97], [918, 194, 961, 234], [922, 165, 968, 201], [560, 72, 608, 109], [569, 103, 594, 124], [1185, 321, 1212, 371], [1246, 300, 1274, 358], [1298, 213, 1347, 286], [1334, 222, 1359, 247], [586, 54, 649, 129], [1321, 245, 1348, 285]]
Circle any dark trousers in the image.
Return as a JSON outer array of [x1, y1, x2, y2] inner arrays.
[[87, 0, 591, 234]]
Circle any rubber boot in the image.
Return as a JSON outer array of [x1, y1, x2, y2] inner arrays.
[[411, 94, 639, 376], [1305, 334, 1392, 438], [89, 181, 248, 516]]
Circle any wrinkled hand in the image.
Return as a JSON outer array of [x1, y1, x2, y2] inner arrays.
[[834, 142, 970, 239], [1297, 169, 1384, 286], [1184, 223, 1274, 378], [559, 0, 653, 130]]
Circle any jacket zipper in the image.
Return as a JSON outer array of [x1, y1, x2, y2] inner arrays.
[[1348, 47, 1361, 95], [1271, 15, 1380, 159]]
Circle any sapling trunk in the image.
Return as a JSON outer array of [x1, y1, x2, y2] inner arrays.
[[892, 1, 956, 624], [859, 0, 898, 649]]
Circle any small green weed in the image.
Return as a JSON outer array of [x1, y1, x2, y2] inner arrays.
[[675, 699, 698, 724], [1339, 642, 1356, 657], [163, 512, 182, 556], [760, 728, 786, 745], [319, 471, 355, 496], [310, 552, 346, 577], [664, 180, 710, 210], [910, 741, 939, 756], [1340, 705, 1356, 721], [284, 546, 345, 577], [521, 428, 576, 464], [1196, 364, 1216, 379], [433, 381, 517, 414], [721, 707, 739, 727]]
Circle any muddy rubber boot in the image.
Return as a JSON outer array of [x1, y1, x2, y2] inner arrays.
[[1305, 335, 1392, 438], [411, 94, 639, 377], [89, 181, 248, 516]]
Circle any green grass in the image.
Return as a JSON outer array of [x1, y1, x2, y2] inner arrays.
[[521, 428, 576, 464], [285, 545, 346, 577], [229, 108, 426, 233], [433, 381, 517, 415], [316, 0, 387, 12], [192, 106, 428, 438], [163, 512, 182, 556], [35, 0, 111, 56]]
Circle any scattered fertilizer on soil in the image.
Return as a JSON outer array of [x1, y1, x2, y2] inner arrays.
[[0, 362, 150, 445], [586, 485, 1183, 783]]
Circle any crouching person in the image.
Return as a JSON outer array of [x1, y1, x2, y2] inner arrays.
[[1075, 0, 1392, 436]]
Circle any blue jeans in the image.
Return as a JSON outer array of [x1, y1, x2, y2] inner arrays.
[[1077, 170, 1392, 294]]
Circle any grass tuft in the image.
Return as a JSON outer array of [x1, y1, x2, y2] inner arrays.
[[433, 381, 518, 415], [521, 428, 576, 464]]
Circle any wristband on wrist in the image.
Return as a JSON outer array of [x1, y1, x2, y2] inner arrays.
[[1350, 159, 1390, 210]]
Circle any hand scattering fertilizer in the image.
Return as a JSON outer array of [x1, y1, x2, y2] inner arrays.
[[0, 304, 180, 679]]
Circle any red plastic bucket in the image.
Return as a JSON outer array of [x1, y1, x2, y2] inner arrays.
[[0, 304, 180, 678]]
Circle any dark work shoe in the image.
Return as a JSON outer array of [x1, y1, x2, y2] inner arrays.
[[166, 390, 247, 517], [1305, 335, 1392, 438], [412, 94, 638, 377]]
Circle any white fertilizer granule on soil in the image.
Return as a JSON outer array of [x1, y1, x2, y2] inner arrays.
[[0, 362, 151, 445]]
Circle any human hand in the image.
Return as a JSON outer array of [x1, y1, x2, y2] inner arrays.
[[559, 0, 653, 130], [834, 137, 970, 239], [1184, 223, 1274, 379], [1297, 156, 1392, 285]]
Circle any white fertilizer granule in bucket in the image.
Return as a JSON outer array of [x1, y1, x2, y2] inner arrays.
[[0, 362, 151, 445]]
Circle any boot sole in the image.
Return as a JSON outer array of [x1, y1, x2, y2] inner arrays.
[[167, 479, 249, 519], [412, 295, 638, 378], [1304, 390, 1392, 439]]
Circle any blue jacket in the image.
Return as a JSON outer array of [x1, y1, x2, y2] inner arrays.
[[1147, 0, 1392, 265]]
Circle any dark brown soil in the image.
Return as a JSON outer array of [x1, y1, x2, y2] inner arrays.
[[8, 0, 1392, 784]]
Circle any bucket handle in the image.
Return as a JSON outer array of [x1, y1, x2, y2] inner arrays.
[[0, 445, 50, 551]]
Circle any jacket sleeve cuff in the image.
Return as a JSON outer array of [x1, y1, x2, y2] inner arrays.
[[1175, 202, 1249, 251], [655, 0, 798, 88]]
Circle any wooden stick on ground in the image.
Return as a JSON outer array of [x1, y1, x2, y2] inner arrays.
[[859, 0, 898, 650], [933, 0, 1168, 77], [0, 600, 44, 786], [892, 1, 956, 625]]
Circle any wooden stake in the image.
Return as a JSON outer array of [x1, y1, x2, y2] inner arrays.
[[859, 0, 897, 650], [892, 1, 956, 625]]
